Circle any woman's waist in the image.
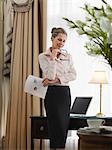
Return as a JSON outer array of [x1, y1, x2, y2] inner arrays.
[[48, 84, 69, 88]]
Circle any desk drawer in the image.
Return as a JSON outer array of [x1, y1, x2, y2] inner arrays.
[[31, 117, 49, 139]]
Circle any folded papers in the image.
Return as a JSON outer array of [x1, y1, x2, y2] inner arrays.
[[79, 126, 112, 134], [24, 75, 48, 99]]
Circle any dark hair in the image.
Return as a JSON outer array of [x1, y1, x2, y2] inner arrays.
[[51, 27, 67, 38]]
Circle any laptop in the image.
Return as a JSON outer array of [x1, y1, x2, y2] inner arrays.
[[70, 97, 92, 116]]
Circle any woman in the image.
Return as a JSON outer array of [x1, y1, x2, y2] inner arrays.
[[39, 27, 76, 150]]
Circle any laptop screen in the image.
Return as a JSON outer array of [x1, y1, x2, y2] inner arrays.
[[70, 97, 92, 114]]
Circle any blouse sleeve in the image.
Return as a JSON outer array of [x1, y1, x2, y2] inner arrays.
[[58, 54, 77, 84]]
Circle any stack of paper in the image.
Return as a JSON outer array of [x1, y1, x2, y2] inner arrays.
[[24, 75, 48, 99], [79, 126, 112, 134], [79, 127, 101, 133]]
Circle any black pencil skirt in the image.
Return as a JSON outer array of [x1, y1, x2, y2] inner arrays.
[[44, 85, 71, 148]]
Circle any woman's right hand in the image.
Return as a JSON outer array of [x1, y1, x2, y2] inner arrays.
[[51, 49, 61, 59], [42, 78, 50, 87]]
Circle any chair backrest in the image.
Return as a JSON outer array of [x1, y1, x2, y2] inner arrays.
[[70, 97, 92, 114]]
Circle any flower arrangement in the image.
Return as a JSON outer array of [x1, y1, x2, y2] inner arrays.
[[63, 0, 112, 68]]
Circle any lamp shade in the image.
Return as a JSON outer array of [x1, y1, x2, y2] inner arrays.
[[89, 71, 108, 84]]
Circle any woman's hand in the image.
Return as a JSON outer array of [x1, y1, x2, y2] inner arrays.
[[42, 78, 60, 86], [42, 78, 50, 87], [51, 49, 61, 60]]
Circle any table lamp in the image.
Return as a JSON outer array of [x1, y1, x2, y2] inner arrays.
[[89, 70, 108, 117]]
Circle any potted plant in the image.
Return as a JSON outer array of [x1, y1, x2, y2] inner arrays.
[[63, 0, 112, 68]]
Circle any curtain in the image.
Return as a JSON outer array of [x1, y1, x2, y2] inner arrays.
[[1, 0, 12, 142], [2, 0, 47, 149], [0, 0, 4, 143]]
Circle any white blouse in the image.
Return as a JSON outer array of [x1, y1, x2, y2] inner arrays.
[[39, 48, 77, 86]]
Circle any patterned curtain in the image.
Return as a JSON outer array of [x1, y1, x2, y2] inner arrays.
[[0, 0, 4, 145]]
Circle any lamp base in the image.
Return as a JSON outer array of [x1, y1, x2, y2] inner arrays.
[[96, 112, 105, 117]]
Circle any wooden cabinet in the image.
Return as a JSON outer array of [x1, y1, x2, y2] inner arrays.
[[31, 116, 48, 139], [31, 116, 48, 149], [77, 130, 112, 150]]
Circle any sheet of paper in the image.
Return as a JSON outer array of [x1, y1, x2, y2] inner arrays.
[[24, 75, 48, 99]]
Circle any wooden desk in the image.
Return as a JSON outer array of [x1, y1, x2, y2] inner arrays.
[[30, 116, 112, 150], [77, 130, 112, 150], [30, 116, 87, 149]]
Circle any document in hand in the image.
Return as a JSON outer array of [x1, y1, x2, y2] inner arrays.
[[24, 75, 48, 99]]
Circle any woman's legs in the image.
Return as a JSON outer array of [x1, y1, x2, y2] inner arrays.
[[45, 86, 71, 149]]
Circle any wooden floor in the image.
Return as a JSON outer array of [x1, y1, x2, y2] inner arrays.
[[34, 131, 79, 150]]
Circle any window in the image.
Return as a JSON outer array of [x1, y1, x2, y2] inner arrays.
[[47, 0, 112, 116]]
